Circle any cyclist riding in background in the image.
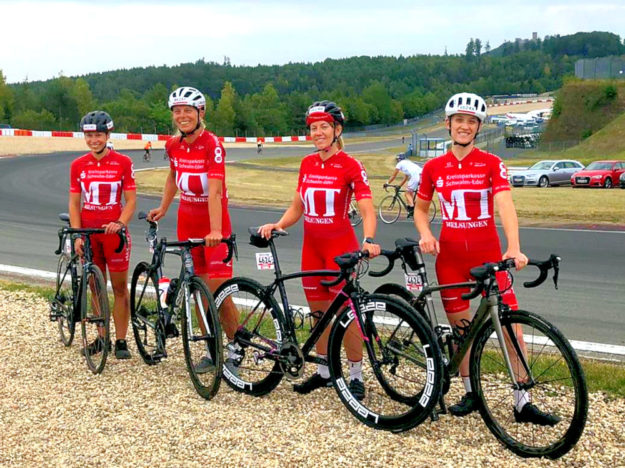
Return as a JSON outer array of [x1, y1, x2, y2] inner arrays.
[[144, 141, 152, 160], [414, 92, 560, 425], [258, 100, 381, 400], [147, 86, 238, 373], [385, 153, 423, 218], [69, 111, 136, 359]]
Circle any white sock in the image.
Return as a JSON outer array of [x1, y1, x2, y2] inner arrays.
[[317, 355, 330, 379], [349, 360, 363, 382], [514, 389, 531, 412], [462, 376, 472, 393]]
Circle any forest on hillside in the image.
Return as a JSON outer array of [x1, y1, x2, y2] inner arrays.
[[0, 31, 623, 136]]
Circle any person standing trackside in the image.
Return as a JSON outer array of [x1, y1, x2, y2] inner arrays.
[[70, 111, 136, 359], [385, 153, 422, 217], [147, 86, 239, 373], [413, 92, 561, 426], [258, 100, 381, 400]]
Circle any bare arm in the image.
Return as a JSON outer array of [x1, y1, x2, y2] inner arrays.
[[258, 192, 304, 239], [386, 168, 400, 185], [103, 189, 136, 234], [494, 190, 527, 269], [414, 197, 439, 255], [148, 169, 177, 221], [356, 197, 380, 257], [205, 178, 224, 246]]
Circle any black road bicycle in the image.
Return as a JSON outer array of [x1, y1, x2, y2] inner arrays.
[[49, 213, 126, 374], [371, 239, 588, 459], [130, 211, 236, 400], [379, 184, 436, 224], [213, 227, 444, 432]]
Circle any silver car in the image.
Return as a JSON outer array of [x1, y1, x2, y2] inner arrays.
[[510, 160, 585, 188]]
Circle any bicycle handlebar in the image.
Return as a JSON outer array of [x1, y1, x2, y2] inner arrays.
[[55, 225, 127, 255], [320, 250, 370, 287], [368, 249, 400, 277]]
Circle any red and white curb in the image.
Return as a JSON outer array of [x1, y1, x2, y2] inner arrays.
[[0, 128, 311, 144], [2, 262, 623, 358]]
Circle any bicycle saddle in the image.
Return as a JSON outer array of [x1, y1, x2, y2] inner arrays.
[[248, 227, 288, 248]]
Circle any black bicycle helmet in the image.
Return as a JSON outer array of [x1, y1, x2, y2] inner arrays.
[[305, 100, 345, 126], [80, 111, 114, 133]]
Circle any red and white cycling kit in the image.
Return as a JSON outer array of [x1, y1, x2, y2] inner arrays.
[[69, 150, 135, 273], [166, 130, 232, 278], [297, 151, 372, 301], [417, 148, 518, 313]]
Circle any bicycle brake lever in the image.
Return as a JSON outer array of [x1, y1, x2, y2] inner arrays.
[[551, 255, 560, 290]]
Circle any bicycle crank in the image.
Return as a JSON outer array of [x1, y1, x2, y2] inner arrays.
[[278, 342, 305, 380]]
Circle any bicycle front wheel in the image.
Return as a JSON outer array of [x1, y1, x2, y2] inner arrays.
[[181, 277, 223, 400], [328, 294, 443, 432], [349, 202, 363, 227], [80, 265, 110, 374], [130, 262, 165, 365], [214, 277, 285, 396], [378, 195, 401, 224], [53, 254, 76, 346], [428, 200, 437, 223], [470, 309, 588, 459]]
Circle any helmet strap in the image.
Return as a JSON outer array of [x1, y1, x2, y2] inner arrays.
[[179, 109, 202, 140]]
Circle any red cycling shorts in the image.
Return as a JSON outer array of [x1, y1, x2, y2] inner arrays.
[[301, 231, 359, 302], [177, 204, 233, 278], [435, 243, 518, 314], [89, 231, 132, 274]]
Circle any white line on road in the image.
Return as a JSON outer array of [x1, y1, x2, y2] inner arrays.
[[3, 263, 623, 357]]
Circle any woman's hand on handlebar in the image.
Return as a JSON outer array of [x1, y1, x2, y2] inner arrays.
[[204, 230, 223, 247], [147, 206, 166, 222], [102, 221, 123, 235], [418, 233, 440, 256], [502, 249, 528, 270], [362, 241, 381, 258], [74, 238, 84, 256], [258, 223, 281, 240]]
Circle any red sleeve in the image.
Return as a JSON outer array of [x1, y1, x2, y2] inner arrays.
[[69, 158, 81, 193], [166, 139, 176, 172], [207, 139, 226, 180], [121, 155, 136, 192], [490, 155, 511, 195], [296, 158, 307, 193], [348, 158, 372, 201], [416, 160, 435, 201]]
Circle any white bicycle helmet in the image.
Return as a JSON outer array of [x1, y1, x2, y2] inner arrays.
[[168, 86, 206, 110], [445, 92, 487, 122]]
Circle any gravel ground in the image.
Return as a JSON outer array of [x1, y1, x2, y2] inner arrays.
[[1, 289, 623, 468]]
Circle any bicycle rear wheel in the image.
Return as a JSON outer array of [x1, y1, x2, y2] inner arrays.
[[80, 265, 110, 374], [378, 195, 402, 224], [349, 201, 363, 227], [53, 254, 76, 346], [470, 309, 588, 459], [181, 277, 223, 400], [214, 277, 285, 396], [130, 262, 166, 365], [428, 200, 437, 222], [328, 294, 443, 432]]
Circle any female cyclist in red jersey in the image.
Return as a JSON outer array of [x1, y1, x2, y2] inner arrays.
[[258, 100, 381, 400], [414, 92, 560, 425], [69, 111, 136, 359], [147, 86, 238, 372]]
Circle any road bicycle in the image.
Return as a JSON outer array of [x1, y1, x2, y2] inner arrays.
[[370, 239, 588, 459], [130, 211, 236, 400], [378, 184, 436, 224], [49, 213, 126, 374], [143, 150, 151, 162], [213, 227, 444, 432], [348, 197, 362, 227]]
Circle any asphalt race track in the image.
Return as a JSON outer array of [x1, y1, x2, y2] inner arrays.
[[1, 142, 623, 350]]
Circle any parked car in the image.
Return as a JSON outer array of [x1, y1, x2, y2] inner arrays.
[[571, 160, 625, 188], [510, 160, 584, 187], [620, 171, 625, 189]]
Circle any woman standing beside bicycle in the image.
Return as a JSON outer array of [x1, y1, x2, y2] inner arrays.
[[69, 111, 136, 359], [147, 86, 238, 371], [414, 92, 559, 425], [259, 100, 380, 399]]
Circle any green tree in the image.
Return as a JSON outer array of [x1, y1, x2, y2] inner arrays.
[[0, 70, 14, 123], [251, 83, 288, 135], [12, 109, 56, 130], [213, 81, 237, 135], [71, 78, 96, 117]]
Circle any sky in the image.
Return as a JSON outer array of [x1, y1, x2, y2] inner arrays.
[[1, 0, 624, 83]]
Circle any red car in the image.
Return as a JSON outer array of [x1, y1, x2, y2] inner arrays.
[[571, 160, 625, 188]]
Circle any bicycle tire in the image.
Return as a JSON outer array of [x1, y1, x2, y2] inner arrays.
[[349, 201, 363, 227], [378, 195, 402, 224], [181, 276, 223, 400], [372, 283, 431, 324], [470, 309, 588, 459], [428, 200, 437, 223], [80, 265, 110, 374], [328, 294, 443, 432], [130, 261, 166, 365], [54, 254, 76, 346], [214, 277, 285, 396]]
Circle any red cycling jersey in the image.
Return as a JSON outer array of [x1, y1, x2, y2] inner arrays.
[[417, 148, 517, 313], [166, 130, 232, 277], [69, 150, 136, 228], [296, 150, 372, 301], [297, 150, 372, 238]]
